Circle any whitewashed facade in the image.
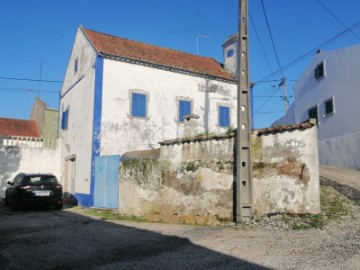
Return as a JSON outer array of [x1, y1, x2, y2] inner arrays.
[[273, 44, 360, 170], [59, 26, 237, 207]]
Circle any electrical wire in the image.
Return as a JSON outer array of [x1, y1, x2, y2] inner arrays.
[[0, 76, 62, 83], [315, 0, 360, 41], [255, 21, 360, 84], [260, 0, 284, 79], [254, 85, 281, 113], [250, 13, 277, 82], [0, 87, 59, 94]]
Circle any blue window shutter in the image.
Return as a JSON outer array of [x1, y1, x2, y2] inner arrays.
[[219, 106, 230, 127], [61, 110, 68, 130], [132, 93, 146, 117], [179, 100, 191, 122]]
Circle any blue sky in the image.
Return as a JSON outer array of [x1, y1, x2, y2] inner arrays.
[[1, 0, 360, 128]]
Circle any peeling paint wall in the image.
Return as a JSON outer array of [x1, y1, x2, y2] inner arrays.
[[252, 127, 320, 215], [100, 59, 237, 155], [118, 126, 320, 223]]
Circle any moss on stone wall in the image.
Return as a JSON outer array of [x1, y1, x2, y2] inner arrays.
[[121, 159, 171, 189], [251, 136, 263, 161]]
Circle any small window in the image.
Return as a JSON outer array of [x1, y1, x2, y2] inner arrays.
[[219, 106, 230, 127], [74, 59, 78, 73], [178, 100, 192, 122], [61, 109, 69, 130], [131, 92, 147, 118], [227, 49, 234, 58], [324, 98, 334, 116], [315, 61, 325, 80], [308, 106, 318, 124]]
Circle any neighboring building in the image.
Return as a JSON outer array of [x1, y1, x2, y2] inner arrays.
[[222, 33, 239, 77], [59, 26, 238, 207], [31, 98, 59, 148], [0, 117, 42, 147], [273, 44, 360, 170]]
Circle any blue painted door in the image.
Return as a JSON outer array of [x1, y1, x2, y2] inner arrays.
[[94, 155, 120, 208]]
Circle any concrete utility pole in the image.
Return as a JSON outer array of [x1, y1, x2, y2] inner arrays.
[[279, 78, 289, 113], [236, 0, 253, 223]]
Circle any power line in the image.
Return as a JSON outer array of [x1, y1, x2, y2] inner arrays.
[[260, 0, 284, 78], [0, 87, 59, 94], [254, 85, 281, 113], [315, 0, 360, 41], [254, 110, 283, 115], [249, 13, 277, 81], [255, 21, 360, 84], [0, 76, 62, 83]]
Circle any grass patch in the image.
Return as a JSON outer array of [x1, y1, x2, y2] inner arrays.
[[291, 185, 353, 230], [80, 208, 146, 222]]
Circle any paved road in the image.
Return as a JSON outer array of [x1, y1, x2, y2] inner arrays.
[[0, 202, 359, 270], [320, 165, 360, 191], [0, 204, 269, 270]]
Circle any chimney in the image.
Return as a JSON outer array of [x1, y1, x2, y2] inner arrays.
[[222, 33, 239, 77]]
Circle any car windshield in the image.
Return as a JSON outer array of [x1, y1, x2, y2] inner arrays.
[[23, 176, 58, 185]]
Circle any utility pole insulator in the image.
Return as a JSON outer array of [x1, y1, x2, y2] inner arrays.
[[279, 78, 289, 113], [236, 0, 253, 223]]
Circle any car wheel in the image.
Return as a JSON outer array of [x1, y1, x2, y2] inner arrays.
[[5, 197, 10, 206], [54, 204, 63, 210]]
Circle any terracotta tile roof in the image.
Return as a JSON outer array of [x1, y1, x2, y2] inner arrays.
[[83, 27, 236, 82], [0, 118, 41, 138], [255, 122, 315, 136], [160, 122, 316, 145]]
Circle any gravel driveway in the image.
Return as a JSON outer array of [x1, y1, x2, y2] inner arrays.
[[0, 188, 359, 270]]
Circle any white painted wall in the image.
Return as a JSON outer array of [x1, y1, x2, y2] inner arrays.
[[59, 28, 97, 194], [273, 44, 360, 170], [0, 144, 61, 198], [100, 59, 237, 155]]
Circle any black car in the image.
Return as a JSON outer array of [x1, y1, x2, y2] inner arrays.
[[5, 173, 63, 210]]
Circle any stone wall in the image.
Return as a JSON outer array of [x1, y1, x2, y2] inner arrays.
[[118, 125, 320, 224]]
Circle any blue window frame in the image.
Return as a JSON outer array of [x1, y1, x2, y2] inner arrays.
[[219, 106, 230, 127], [61, 109, 69, 130], [131, 92, 147, 118], [178, 100, 192, 122]]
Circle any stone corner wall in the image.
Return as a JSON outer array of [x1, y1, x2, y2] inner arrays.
[[252, 127, 320, 216], [118, 126, 320, 224]]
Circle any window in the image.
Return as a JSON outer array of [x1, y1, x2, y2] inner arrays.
[[227, 49, 234, 58], [324, 97, 334, 116], [315, 61, 325, 80], [74, 59, 78, 73], [131, 92, 147, 118], [308, 106, 318, 124], [178, 100, 192, 122], [219, 106, 230, 127], [61, 109, 69, 130]]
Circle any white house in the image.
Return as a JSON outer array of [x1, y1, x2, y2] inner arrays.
[[59, 26, 238, 208], [273, 44, 360, 170]]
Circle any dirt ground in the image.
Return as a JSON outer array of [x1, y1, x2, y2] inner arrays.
[[0, 186, 359, 270]]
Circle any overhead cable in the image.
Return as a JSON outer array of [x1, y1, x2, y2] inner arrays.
[[255, 22, 360, 84], [0, 76, 62, 83], [260, 0, 284, 78], [315, 0, 360, 41]]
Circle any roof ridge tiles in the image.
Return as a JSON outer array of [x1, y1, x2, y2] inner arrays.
[[82, 27, 236, 82], [85, 27, 220, 62]]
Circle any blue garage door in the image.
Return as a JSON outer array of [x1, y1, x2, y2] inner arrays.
[[94, 155, 120, 208]]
